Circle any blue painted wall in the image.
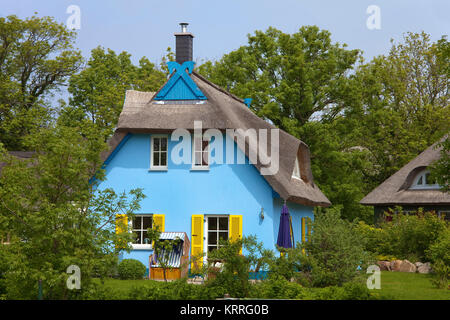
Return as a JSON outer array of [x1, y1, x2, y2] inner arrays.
[[98, 133, 313, 269]]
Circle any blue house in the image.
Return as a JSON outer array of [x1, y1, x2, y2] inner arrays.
[[97, 24, 331, 275]]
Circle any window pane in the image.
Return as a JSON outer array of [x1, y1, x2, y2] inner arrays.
[[161, 152, 167, 166], [208, 232, 217, 245], [202, 140, 209, 152], [153, 138, 160, 151], [208, 246, 216, 252], [194, 137, 202, 152], [202, 150, 208, 166], [194, 151, 202, 165], [134, 231, 142, 244], [417, 176, 423, 185], [132, 216, 141, 230], [153, 152, 160, 166], [219, 217, 228, 231], [142, 216, 152, 229], [142, 231, 150, 245], [219, 232, 228, 242], [208, 217, 217, 230], [161, 138, 167, 152]]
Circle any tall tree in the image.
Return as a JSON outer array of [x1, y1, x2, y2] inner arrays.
[[0, 15, 82, 150], [198, 26, 360, 132], [344, 32, 449, 185], [0, 125, 144, 299], [60, 47, 166, 139]]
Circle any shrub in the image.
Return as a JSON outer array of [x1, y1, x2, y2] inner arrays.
[[357, 209, 448, 262], [249, 274, 307, 299], [429, 260, 449, 289], [426, 227, 450, 266], [126, 279, 222, 300], [204, 235, 274, 298], [204, 237, 250, 298], [310, 281, 376, 300], [117, 259, 146, 280], [298, 208, 372, 287]]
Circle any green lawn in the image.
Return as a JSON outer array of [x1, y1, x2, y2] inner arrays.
[[96, 272, 449, 300], [378, 271, 449, 300]]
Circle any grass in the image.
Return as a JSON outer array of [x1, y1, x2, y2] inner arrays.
[[95, 272, 449, 300], [95, 278, 156, 295], [378, 271, 449, 300]]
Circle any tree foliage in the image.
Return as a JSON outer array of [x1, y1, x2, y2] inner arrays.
[[429, 136, 450, 192], [200, 29, 449, 222], [198, 26, 360, 129], [0, 125, 145, 299], [59, 47, 166, 139], [0, 15, 82, 150]]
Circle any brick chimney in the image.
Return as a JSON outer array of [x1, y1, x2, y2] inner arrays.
[[174, 22, 193, 64]]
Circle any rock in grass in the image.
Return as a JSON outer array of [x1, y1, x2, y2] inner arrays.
[[399, 260, 417, 273], [377, 261, 391, 271], [390, 260, 403, 271]]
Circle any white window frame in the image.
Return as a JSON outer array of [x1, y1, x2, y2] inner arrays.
[[150, 135, 168, 171], [410, 169, 440, 190], [292, 156, 301, 180], [131, 214, 153, 250], [203, 215, 229, 261], [191, 134, 209, 171]]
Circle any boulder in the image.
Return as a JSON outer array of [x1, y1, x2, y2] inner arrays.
[[418, 262, 432, 274], [377, 261, 391, 271], [414, 262, 423, 268], [399, 260, 417, 273], [390, 260, 403, 271]]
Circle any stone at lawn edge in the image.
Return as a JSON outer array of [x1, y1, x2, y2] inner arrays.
[[415, 262, 423, 268], [417, 262, 432, 274], [390, 260, 403, 271], [399, 260, 417, 273], [377, 261, 391, 271]]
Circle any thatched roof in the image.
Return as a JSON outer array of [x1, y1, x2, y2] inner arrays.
[[360, 137, 450, 206], [102, 71, 331, 207]]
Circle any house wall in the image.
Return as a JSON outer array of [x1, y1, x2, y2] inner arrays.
[[98, 133, 313, 271]]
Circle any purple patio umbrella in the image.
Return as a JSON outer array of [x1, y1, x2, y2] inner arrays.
[[276, 203, 293, 249]]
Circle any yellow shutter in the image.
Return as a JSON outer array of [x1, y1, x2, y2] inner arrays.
[[191, 215, 204, 271], [153, 214, 165, 232], [115, 214, 128, 248], [301, 217, 306, 243], [229, 215, 243, 254], [151, 214, 165, 248], [115, 214, 128, 234], [306, 217, 312, 242], [301, 217, 306, 254]]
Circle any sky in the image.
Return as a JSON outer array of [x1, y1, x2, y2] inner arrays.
[[1, 0, 448, 66]]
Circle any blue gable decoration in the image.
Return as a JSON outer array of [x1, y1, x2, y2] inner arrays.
[[154, 61, 207, 100]]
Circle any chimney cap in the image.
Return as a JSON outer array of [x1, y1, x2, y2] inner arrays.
[[179, 22, 189, 33]]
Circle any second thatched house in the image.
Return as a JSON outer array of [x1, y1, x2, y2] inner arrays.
[[360, 137, 450, 222]]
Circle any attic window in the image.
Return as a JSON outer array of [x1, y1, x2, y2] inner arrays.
[[150, 135, 168, 170], [292, 156, 301, 180], [192, 135, 209, 170], [410, 169, 440, 190]]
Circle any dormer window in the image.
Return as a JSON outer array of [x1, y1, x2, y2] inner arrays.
[[410, 169, 440, 190], [292, 156, 301, 180]]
